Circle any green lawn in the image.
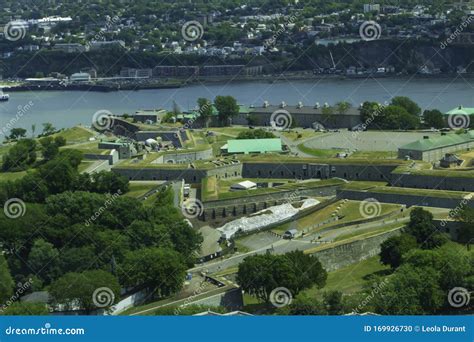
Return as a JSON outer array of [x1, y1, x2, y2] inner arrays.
[[125, 182, 158, 198], [341, 181, 388, 190], [369, 186, 470, 199], [61, 141, 105, 155], [349, 151, 397, 159], [78, 161, 95, 173], [0, 170, 27, 182], [52, 126, 95, 144], [211, 178, 345, 201], [303, 256, 390, 297], [281, 130, 322, 141], [297, 144, 338, 158]]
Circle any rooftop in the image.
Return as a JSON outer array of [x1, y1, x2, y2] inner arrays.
[[399, 132, 474, 152], [445, 106, 474, 116], [223, 138, 282, 154], [251, 104, 361, 116]]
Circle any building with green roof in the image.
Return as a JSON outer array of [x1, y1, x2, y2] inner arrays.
[[221, 138, 283, 155], [398, 131, 474, 162], [445, 105, 474, 116]]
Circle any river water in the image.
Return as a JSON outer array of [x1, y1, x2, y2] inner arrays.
[[1, 77, 473, 133]]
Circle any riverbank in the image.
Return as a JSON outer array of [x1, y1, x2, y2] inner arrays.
[[3, 72, 474, 93]]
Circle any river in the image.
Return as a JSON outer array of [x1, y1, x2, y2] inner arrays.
[[1, 77, 473, 133]]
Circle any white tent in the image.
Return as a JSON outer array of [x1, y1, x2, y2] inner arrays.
[[230, 180, 257, 191]]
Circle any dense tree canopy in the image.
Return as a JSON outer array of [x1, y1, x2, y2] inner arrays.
[[237, 251, 327, 303], [49, 270, 120, 313]]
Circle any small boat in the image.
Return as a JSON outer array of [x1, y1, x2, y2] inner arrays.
[[0, 89, 9, 101]]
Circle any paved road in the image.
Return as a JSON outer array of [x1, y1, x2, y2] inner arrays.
[[190, 214, 409, 275]]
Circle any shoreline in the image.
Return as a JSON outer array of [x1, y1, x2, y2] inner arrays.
[[2, 73, 473, 93]]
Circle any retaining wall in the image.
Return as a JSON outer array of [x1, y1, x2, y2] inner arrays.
[[337, 189, 473, 209], [309, 228, 402, 272]]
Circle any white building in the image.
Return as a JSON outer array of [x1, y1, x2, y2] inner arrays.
[[70, 72, 91, 82]]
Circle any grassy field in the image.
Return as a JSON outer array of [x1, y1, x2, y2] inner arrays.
[[281, 130, 322, 141], [77, 161, 95, 173], [52, 126, 95, 144], [297, 144, 339, 158], [61, 141, 106, 155], [341, 181, 388, 190], [0, 170, 27, 182], [207, 127, 250, 137], [303, 256, 390, 297], [206, 178, 345, 201], [369, 186, 470, 199], [238, 154, 407, 166], [349, 151, 397, 159], [125, 182, 159, 198]]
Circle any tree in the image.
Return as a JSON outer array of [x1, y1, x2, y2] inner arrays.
[[90, 171, 129, 194], [197, 98, 213, 128], [455, 207, 474, 248], [335, 101, 351, 114], [120, 247, 187, 298], [323, 291, 344, 315], [9, 128, 27, 140], [372, 264, 444, 314], [42, 122, 56, 136], [58, 149, 83, 169], [236, 129, 276, 139], [391, 96, 421, 116], [237, 252, 327, 303], [31, 124, 36, 138], [28, 239, 60, 283], [379, 233, 418, 269], [214, 95, 239, 126], [54, 136, 67, 147], [379, 105, 419, 130], [406, 208, 448, 249], [423, 109, 445, 129], [39, 137, 60, 161], [38, 158, 77, 194], [0, 254, 14, 303], [403, 246, 472, 293], [359, 101, 381, 126], [2, 139, 37, 171], [321, 106, 334, 126], [49, 270, 120, 313]]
